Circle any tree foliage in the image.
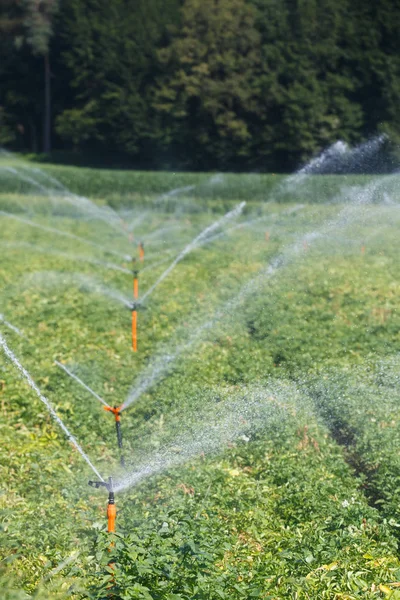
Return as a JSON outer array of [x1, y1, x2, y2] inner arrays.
[[22, 0, 59, 56], [154, 0, 263, 170], [1, 0, 400, 169]]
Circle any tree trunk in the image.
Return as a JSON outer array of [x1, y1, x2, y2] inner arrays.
[[43, 53, 51, 153]]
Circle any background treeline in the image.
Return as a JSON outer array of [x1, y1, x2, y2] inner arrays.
[[1, 0, 400, 171]]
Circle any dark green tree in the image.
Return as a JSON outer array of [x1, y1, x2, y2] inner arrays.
[[1, 0, 400, 169], [346, 0, 400, 162], [0, 0, 59, 152], [0, 0, 23, 146], [250, 0, 364, 170], [56, 0, 181, 162], [153, 0, 264, 170]]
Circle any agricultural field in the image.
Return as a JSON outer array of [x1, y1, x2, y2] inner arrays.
[[1, 156, 400, 599]]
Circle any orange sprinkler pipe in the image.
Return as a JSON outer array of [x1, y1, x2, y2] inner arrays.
[[265, 231, 270, 242], [107, 498, 116, 533], [132, 310, 137, 352], [88, 477, 117, 587], [139, 242, 144, 262], [131, 267, 139, 352], [88, 477, 116, 533], [107, 488, 116, 586]]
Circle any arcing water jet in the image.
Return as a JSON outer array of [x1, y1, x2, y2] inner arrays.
[[20, 272, 132, 309], [116, 382, 306, 493], [6, 163, 130, 239], [0, 334, 103, 480], [56, 361, 126, 465], [0, 210, 129, 261], [55, 360, 110, 408], [0, 314, 24, 337], [0, 241, 131, 275], [140, 201, 246, 303], [121, 171, 398, 413]]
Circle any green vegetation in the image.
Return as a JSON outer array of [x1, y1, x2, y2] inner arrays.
[[2, 161, 400, 208], [2, 162, 400, 598]]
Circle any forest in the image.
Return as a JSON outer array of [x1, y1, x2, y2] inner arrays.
[[1, 0, 400, 171]]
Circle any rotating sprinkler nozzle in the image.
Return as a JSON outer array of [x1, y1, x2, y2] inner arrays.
[[88, 476, 116, 533], [104, 406, 125, 467], [128, 301, 143, 311]]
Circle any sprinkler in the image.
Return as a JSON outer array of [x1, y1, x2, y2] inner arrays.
[[88, 476, 116, 533], [130, 263, 140, 352], [139, 241, 144, 262], [89, 476, 117, 591], [133, 269, 139, 301], [104, 406, 125, 467], [128, 302, 144, 352]]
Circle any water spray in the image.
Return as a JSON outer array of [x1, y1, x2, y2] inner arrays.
[[104, 406, 125, 467], [0, 210, 128, 261], [55, 360, 111, 408], [0, 335, 103, 480], [88, 477, 116, 533], [56, 362, 126, 464], [140, 202, 246, 303], [0, 314, 24, 337]]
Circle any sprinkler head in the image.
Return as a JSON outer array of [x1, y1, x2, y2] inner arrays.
[[88, 476, 114, 494], [128, 301, 145, 312], [104, 405, 122, 418], [89, 477, 116, 533]]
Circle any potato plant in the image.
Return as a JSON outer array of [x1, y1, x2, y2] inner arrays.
[[1, 161, 400, 598]]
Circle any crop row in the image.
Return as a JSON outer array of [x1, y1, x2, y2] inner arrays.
[[86, 399, 400, 599], [0, 159, 388, 206], [308, 361, 400, 538]]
